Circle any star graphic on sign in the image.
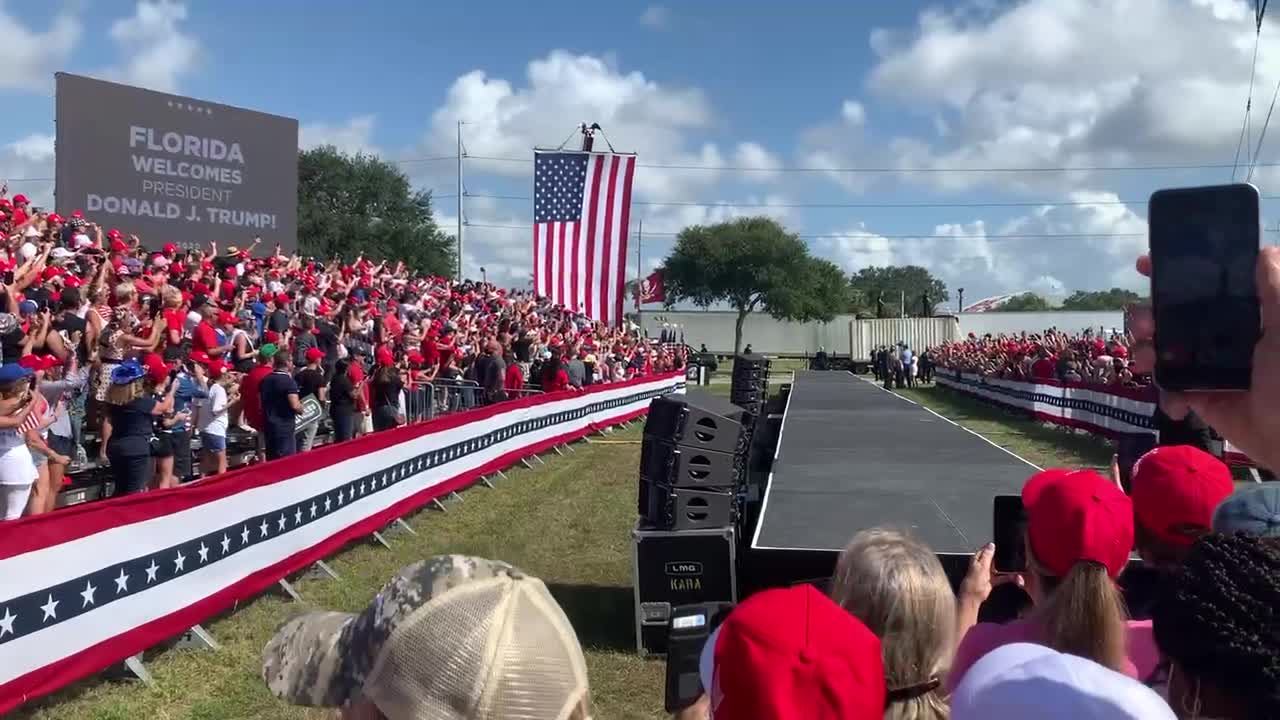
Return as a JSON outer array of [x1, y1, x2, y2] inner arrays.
[[241, 526, 251, 545], [260, 519, 270, 537], [145, 560, 160, 583], [40, 594, 59, 622], [221, 535, 231, 554], [80, 581, 97, 608], [277, 515, 287, 531], [293, 507, 302, 525], [359, 481, 367, 494], [0, 607, 14, 637], [309, 502, 318, 518], [337, 492, 344, 506], [198, 543, 210, 563], [174, 551, 187, 573], [114, 569, 130, 594], [348, 486, 355, 501], [324, 496, 332, 512]]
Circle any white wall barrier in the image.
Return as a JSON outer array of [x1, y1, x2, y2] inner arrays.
[[0, 372, 686, 714]]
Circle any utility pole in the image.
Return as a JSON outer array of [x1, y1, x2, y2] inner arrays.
[[456, 120, 464, 282], [636, 219, 643, 313]]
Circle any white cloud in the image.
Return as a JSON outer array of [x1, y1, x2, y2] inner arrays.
[[105, 0, 200, 93], [0, 10, 80, 92], [300, 115, 381, 156], [0, 134, 57, 207], [417, 51, 788, 282], [841, 100, 866, 126], [807, 0, 1277, 195], [639, 5, 671, 30], [732, 142, 781, 182], [812, 191, 1148, 301]]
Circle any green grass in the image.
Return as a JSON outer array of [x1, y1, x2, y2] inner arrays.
[[16, 378, 1139, 720], [897, 383, 1114, 472], [14, 424, 668, 720]]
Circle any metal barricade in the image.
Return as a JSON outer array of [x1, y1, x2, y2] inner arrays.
[[404, 384, 435, 423]]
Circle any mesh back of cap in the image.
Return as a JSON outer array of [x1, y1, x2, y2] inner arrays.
[[365, 575, 591, 720]]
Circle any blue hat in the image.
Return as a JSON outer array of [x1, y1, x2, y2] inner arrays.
[[110, 359, 146, 385], [0, 363, 32, 384], [18, 299, 38, 315], [1213, 485, 1280, 538]]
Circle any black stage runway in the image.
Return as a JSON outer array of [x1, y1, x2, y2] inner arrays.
[[750, 371, 1038, 558]]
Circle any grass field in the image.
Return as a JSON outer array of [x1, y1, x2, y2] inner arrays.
[[15, 379, 1116, 720]]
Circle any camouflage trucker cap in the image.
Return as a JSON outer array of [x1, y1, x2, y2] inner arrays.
[[262, 555, 592, 720]]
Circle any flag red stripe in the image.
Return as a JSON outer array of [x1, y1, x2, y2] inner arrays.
[[542, 225, 553, 300], [569, 218, 580, 312], [569, 221, 583, 313], [583, 155, 605, 319], [614, 156, 635, 325], [599, 157, 620, 325], [556, 222, 567, 306]]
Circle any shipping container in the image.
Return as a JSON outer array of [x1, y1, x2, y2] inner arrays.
[[848, 317, 961, 367]]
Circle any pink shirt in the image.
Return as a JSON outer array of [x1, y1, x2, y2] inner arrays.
[[947, 618, 1159, 692]]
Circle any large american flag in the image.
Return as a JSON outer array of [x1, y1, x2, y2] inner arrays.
[[533, 150, 636, 327]]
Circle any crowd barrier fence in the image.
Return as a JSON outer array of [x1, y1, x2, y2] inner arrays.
[[0, 372, 686, 714], [934, 370, 1253, 466]]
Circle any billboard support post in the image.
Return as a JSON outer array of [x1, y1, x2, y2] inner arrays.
[[457, 120, 464, 282]]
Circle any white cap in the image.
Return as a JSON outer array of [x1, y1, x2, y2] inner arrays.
[[73, 233, 93, 248], [950, 644, 1175, 720], [19, 241, 36, 260], [22, 226, 38, 239]]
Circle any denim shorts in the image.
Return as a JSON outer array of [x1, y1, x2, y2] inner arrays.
[[200, 433, 227, 452], [47, 434, 75, 459]]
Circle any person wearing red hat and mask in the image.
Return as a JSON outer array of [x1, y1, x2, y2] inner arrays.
[[949, 469, 1158, 690]]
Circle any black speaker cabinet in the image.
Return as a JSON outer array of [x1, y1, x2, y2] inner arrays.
[[633, 522, 738, 656], [641, 436, 743, 489], [644, 395, 745, 455], [643, 484, 735, 531]]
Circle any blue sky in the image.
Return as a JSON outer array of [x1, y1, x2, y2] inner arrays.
[[2, 0, 1276, 305]]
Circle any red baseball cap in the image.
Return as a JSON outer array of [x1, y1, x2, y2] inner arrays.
[[107, 228, 123, 239], [162, 242, 178, 255], [699, 584, 885, 720], [263, 330, 281, 343], [110, 238, 128, 252], [46, 213, 64, 224], [41, 266, 62, 281], [206, 360, 228, 378], [12, 194, 28, 205], [304, 347, 325, 363], [375, 347, 395, 367], [216, 311, 236, 326], [1024, 468, 1133, 578], [1131, 445, 1234, 547], [146, 361, 169, 385], [63, 275, 84, 289]]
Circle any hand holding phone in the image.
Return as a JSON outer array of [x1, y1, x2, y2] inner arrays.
[[1148, 183, 1261, 391], [992, 495, 1027, 574]]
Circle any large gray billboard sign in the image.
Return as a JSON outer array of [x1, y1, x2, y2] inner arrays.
[[55, 73, 298, 252]]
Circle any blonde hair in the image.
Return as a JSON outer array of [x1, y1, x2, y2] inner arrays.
[[1029, 545, 1128, 674], [830, 528, 953, 720], [114, 282, 136, 304], [161, 286, 182, 308]]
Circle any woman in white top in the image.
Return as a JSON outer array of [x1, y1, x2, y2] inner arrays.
[[0, 368, 39, 520], [195, 361, 235, 477]]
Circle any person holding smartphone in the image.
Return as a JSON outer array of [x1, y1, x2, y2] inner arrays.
[[948, 468, 1158, 691]]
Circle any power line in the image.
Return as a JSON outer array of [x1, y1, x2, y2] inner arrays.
[[465, 153, 1280, 175], [463, 192, 1280, 210], [463, 222, 1158, 240], [1232, 24, 1263, 180]]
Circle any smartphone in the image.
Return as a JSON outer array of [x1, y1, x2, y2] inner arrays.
[[664, 602, 734, 713], [1148, 183, 1261, 391], [992, 494, 1027, 574]]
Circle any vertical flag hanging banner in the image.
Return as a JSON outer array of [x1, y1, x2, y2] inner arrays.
[[640, 269, 665, 304], [533, 150, 637, 327]]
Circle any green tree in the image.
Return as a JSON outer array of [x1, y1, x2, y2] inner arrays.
[[1060, 288, 1143, 311], [298, 145, 454, 275], [999, 292, 1053, 311], [663, 217, 847, 354], [847, 266, 949, 318]]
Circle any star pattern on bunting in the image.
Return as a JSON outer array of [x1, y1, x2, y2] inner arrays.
[[0, 382, 681, 648]]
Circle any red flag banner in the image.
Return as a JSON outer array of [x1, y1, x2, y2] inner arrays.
[[639, 269, 665, 304], [532, 150, 636, 327]]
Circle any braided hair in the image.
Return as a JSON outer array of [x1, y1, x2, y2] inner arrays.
[[1152, 533, 1280, 718]]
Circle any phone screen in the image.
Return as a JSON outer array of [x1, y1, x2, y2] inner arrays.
[[1148, 183, 1261, 391], [992, 494, 1027, 574]]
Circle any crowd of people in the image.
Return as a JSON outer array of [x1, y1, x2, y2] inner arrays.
[[256, 248, 1280, 720], [932, 327, 1140, 387], [0, 193, 686, 520]]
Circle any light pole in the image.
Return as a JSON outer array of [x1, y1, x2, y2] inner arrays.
[[958, 288, 965, 314], [481, 266, 487, 285]]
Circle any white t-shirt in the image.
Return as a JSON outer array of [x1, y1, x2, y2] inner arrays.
[[0, 430, 37, 486], [196, 383, 229, 437]]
